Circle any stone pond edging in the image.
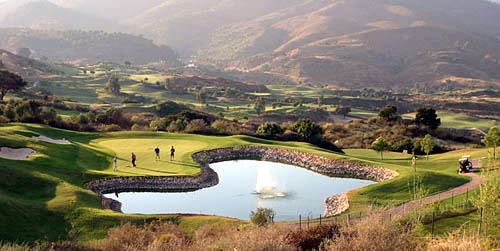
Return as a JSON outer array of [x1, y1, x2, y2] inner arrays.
[[85, 146, 399, 216]]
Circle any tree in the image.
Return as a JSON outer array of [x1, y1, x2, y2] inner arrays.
[[124, 61, 131, 67], [250, 208, 275, 226], [484, 127, 500, 160], [106, 75, 121, 95], [254, 97, 266, 115], [257, 122, 284, 137], [335, 106, 351, 119], [378, 105, 399, 121], [291, 118, 322, 139], [372, 137, 391, 160], [16, 47, 31, 58], [420, 134, 436, 160], [197, 90, 207, 105], [155, 101, 188, 117], [317, 95, 324, 107], [0, 69, 27, 101], [415, 107, 441, 129]]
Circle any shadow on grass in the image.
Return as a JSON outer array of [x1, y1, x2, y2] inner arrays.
[[136, 167, 177, 175], [165, 160, 199, 168]]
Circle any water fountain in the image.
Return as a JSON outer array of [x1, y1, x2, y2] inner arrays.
[[254, 162, 286, 199]]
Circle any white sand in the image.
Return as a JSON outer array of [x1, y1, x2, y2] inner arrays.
[[0, 147, 37, 160], [32, 135, 71, 144]]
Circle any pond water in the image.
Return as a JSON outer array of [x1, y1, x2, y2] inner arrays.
[[103, 160, 376, 221]]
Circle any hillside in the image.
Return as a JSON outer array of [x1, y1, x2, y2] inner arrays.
[[123, 0, 500, 87], [49, 0, 164, 20], [0, 28, 179, 65], [0, 49, 70, 77], [0, 0, 118, 31]]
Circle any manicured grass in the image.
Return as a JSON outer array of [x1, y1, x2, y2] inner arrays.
[[0, 123, 490, 243], [349, 109, 378, 119], [403, 111, 498, 132]]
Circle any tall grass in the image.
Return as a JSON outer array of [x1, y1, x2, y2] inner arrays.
[[1, 215, 495, 251]]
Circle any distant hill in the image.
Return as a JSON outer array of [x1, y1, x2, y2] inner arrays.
[[0, 0, 499, 87], [49, 0, 164, 20], [0, 49, 66, 77], [118, 0, 500, 87], [0, 28, 179, 65], [0, 0, 118, 31]]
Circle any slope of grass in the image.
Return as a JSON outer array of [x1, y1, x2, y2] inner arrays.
[[403, 111, 498, 131], [0, 123, 489, 243]]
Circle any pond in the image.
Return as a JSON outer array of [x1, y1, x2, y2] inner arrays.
[[103, 160, 376, 221]]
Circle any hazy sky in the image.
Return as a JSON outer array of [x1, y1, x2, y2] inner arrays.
[[0, 0, 499, 4]]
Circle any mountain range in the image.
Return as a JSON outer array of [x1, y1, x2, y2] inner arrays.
[[0, 0, 499, 87]]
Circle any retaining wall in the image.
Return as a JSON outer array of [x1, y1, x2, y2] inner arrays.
[[85, 146, 399, 215]]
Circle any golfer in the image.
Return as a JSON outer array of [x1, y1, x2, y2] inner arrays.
[[170, 146, 175, 161], [155, 147, 161, 161], [113, 155, 118, 172], [131, 152, 137, 167]]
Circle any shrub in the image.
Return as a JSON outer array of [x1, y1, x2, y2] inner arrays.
[[150, 118, 168, 131], [95, 221, 189, 251], [286, 224, 341, 251], [391, 138, 414, 153], [167, 119, 187, 133], [103, 124, 122, 132], [155, 101, 189, 117], [131, 124, 144, 131], [184, 119, 210, 134], [0, 115, 9, 123], [257, 122, 284, 137], [291, 118, 322, 139], [250, 208, 275, 226], [378, 105, 399, 121], [324, 216, 416, 251], [211, 120, 232, 135]]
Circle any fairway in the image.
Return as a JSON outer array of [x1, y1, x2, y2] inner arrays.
[[98, 138, 208, 176]]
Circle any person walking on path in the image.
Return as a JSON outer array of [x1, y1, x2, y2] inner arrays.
[[131, 152, 137, 167], [154, 147, 161, 161], [170, 146, 175, 161], [113, 155, 118, 172]]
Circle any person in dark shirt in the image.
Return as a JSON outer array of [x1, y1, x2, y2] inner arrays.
[[131, 152, 137, 167], [154, 147, 160, 161], [170, 146, 175, 161]]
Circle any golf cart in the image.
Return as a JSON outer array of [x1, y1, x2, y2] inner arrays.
[[458, 155, 473, 173]]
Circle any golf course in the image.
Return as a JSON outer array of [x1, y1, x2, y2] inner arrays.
[[0, 122, 491, 243]]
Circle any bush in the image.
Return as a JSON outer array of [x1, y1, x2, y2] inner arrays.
[[287, 224, 341, 251], [167, 119, 187, 133], [95, 221, 189, 251], [184, 119, 211, 134], [391, 138, 414, 153], [131, 124, 144, 131], [324, 215, 416, 251], [257, 122, 284, 137], [155, 101, 189, 117], [103, 124, 122, 132], [0, 115, 9, 123], [250, 208, 275, 226], [150, 118, 168, 131], [291, 118, 322, 139]]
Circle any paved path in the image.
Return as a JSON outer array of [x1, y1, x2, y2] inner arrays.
[[291, 159, 487, 227], [385, 158, 486, 217]]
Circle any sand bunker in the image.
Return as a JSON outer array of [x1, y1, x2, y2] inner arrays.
[[32, 135, 71, 144], [0, 147, 37, 160]]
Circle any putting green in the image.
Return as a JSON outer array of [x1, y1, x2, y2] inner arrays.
[[98, 138, 208, 176]]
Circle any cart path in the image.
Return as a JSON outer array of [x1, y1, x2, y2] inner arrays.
[[288, 159, 486, 226], [385, 159, 486, 217]]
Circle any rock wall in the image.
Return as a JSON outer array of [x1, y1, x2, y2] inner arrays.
[[324, 194, 350, 217], [86, 146, 398, 215]]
